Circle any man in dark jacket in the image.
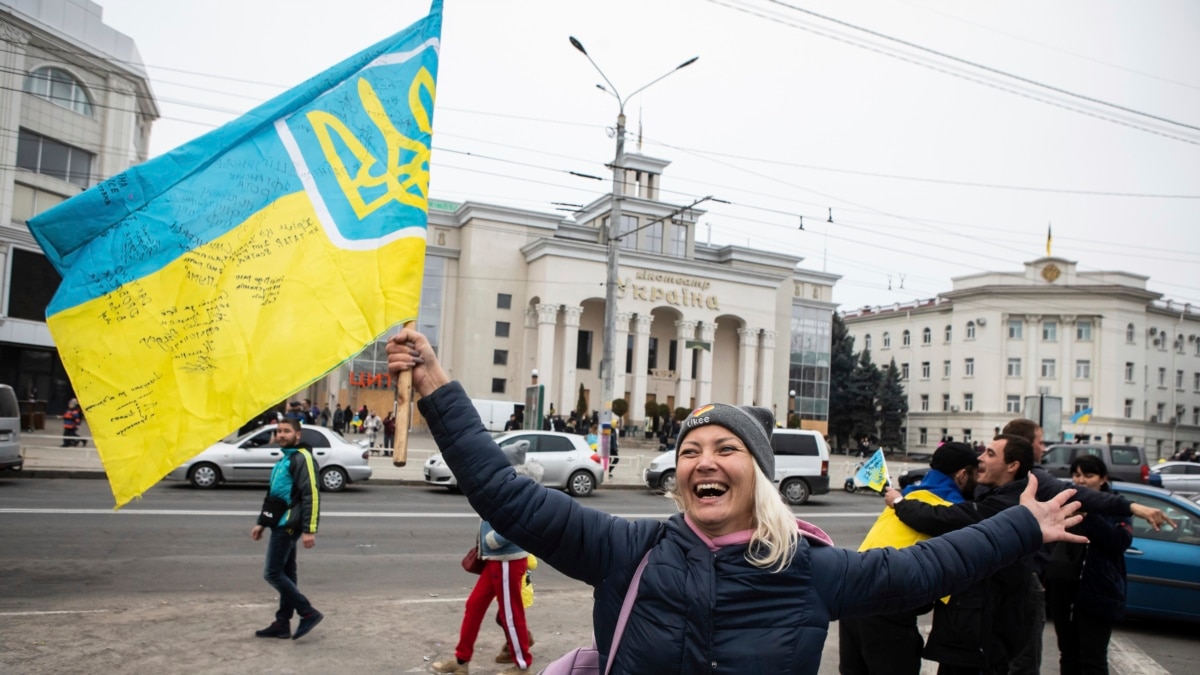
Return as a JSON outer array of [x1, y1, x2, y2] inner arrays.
[[886, 434, 1037, 674], [249, 418, 324, 641]]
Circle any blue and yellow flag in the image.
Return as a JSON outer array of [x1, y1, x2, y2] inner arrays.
[[853, 449, 891, 492], [27, 2, 443, 507], [1070, 407, 1093, 424]]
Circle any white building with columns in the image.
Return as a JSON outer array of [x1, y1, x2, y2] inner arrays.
[[0, 0, 157, 414], [336, 152, 839, 435], [842, 256, 1200, 460]]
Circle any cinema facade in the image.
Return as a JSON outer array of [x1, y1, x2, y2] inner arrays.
[[320, 153, 839, 435]]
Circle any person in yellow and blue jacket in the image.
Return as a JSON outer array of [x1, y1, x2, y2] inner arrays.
[[249, 418, 323, 641]]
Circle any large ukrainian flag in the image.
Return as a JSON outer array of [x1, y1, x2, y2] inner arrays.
[[28, 2, 443, 507]]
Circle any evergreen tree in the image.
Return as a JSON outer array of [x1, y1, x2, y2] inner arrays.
[[828, 313, 857, 451], [575, 383, 588, 423], [877, 358, 909, 453], [849, 349, 883, 444]]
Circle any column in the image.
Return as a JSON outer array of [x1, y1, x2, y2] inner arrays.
[[630, 314, 653, 428], [535, 303, 559, 410], [560, 305, 583, 414], [523, 306, 538, 380], [737, 327, 759, 406], [1025, 315, 1041, 396], [696, 321, 716, 404], [674, 320, 698, 409], [101, 76, 138, 176], [0, 21, 29, 224], [613, 312, 633, 413], [757, 330, 776, 410]]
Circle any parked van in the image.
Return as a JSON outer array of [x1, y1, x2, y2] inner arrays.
[[771, 429, 831, 505], [1042, 443, 1149, 484], [642, 427, 830, 505], [0, 384, 23, 472], [470, 399, 525, 433]]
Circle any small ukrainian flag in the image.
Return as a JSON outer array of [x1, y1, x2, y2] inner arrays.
[[1070, 407, 1093, 424]]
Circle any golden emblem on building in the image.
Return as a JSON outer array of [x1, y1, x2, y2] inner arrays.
[[1041, 263, 1061, 282]]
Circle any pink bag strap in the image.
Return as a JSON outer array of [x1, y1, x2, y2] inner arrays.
[[604, 549, 652, 675]]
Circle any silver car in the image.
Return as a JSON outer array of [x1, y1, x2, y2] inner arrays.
[[424, 430, 605, 497], [1150, 461, 1200, 492], [166, 424, 372, 492]]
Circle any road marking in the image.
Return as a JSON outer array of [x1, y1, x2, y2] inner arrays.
[[0, 609, 111, 616], [1109, 635, 1170, 675], [0, 508, 877, 518]]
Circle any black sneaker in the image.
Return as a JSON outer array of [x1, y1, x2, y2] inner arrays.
[[255, 621, 291, 639], [292, 610, 324, 640]]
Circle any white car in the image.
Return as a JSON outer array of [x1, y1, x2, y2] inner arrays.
[[424, 430, 605, 497], [166, 424, 372, 492]]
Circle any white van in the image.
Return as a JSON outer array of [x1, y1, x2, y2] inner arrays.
[[770, 429, 830, 505], [643, 427, 830, 505], [0, 384, 23, 472]]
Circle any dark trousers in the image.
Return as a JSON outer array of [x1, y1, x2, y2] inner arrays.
[[263, 526, 314, 623], [62, 428, 80, 447], [1008, 574, 1045, 675], [838, 612, 924, 675], [1048, 585, 1114, 674]]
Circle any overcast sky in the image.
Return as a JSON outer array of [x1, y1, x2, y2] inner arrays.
[[96, 0, 1200, 312]]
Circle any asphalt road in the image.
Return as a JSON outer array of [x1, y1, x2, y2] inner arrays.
[[0, 478, 1192, 674]]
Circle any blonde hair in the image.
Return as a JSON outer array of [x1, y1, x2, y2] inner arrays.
[[668, 463, 798, 572]]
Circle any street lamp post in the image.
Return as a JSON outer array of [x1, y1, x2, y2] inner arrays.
[[788, 389, 796, 428], [570, 36, 697, 453]]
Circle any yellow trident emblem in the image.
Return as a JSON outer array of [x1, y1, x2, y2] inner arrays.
[[307, 67, 435, 220]]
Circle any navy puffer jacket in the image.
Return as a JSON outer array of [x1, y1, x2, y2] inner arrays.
[[420, 383, 1044, 674]]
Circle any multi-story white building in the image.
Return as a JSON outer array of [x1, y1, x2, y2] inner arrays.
[[327, 153, 840, 435], [0, 0, 157, 413], [843, 256, 1200, 460]]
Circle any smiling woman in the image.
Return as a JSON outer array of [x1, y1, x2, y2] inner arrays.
[[387, 327, 1090, 674]]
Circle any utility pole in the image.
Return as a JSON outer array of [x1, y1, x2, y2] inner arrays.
[[570, 37, 697, 464]]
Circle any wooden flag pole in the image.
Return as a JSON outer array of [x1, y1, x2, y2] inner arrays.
[[392, 321, 415, 467]]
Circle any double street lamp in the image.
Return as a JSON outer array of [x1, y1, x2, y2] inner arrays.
[[569, 36, 697, 442]]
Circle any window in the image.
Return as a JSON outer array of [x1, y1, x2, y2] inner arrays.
[[882, 332, 891, 349], [496, 293, 512, 310], [942, 394, 950, 411], [922, 327, 931, 344], [668, 223, 687, 258], [1157, 367, 1166, 387], [920, 394, 929, 411], [610, 214, 637, 250], [647, 337, 658, 370], [919, 428, 928, 444], [1006, 395, 1021, 413], [864, 334, 872, 351], [577, 331, 592, 369], [1193, 407, 1199, 426], [625, 335, 634, 374], [1042, 321, 1058, 341], [963, 393, 974, 412], [966, 321, 976, 339], [1125, 362, 1135, 382], [24, 66, 93, 116], [943, 360, 951, 378], [963, 429, 973, 444], [1041, 359, 1056, 378], [6, 249, 61, 321], [1126, 323, 1135, 343], [16, 129, 94, 187], [667, 340, 677, 371], [964, 358, 975, 377], [1075, 360, 1091, 379], [1007, 319, 1023, 340], [1155, 403, 1165, 422], [1194, 372, 1200, 392], [944, 325, 953, 342], [11, 183, 66, 222], [902, 329, 911, 346], [920, 362, 930, 379], [644, 220, 663, 253], [1177, 336, 1186, 354], [900, 362, 909, 380], [491, 378, 506, 394], [495, 321, 510, 338], [1007, 358, 1022, 377], [1176, 370, 1184, 389], [493, 349, 508, 366], [1074, 397, 1090, 414], [1124, 399, 1133, 418], [1076, 321, 1093, 341]]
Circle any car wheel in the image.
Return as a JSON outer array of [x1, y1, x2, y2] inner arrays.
[[320, 466, 348, 492], [189, 463, 221, 489], [781, 478, 811, 505], [567, 470, 596, 498], [659, 470, 677, 493]]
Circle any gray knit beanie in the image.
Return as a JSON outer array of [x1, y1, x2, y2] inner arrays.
[[674, 403, 776, 478]]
